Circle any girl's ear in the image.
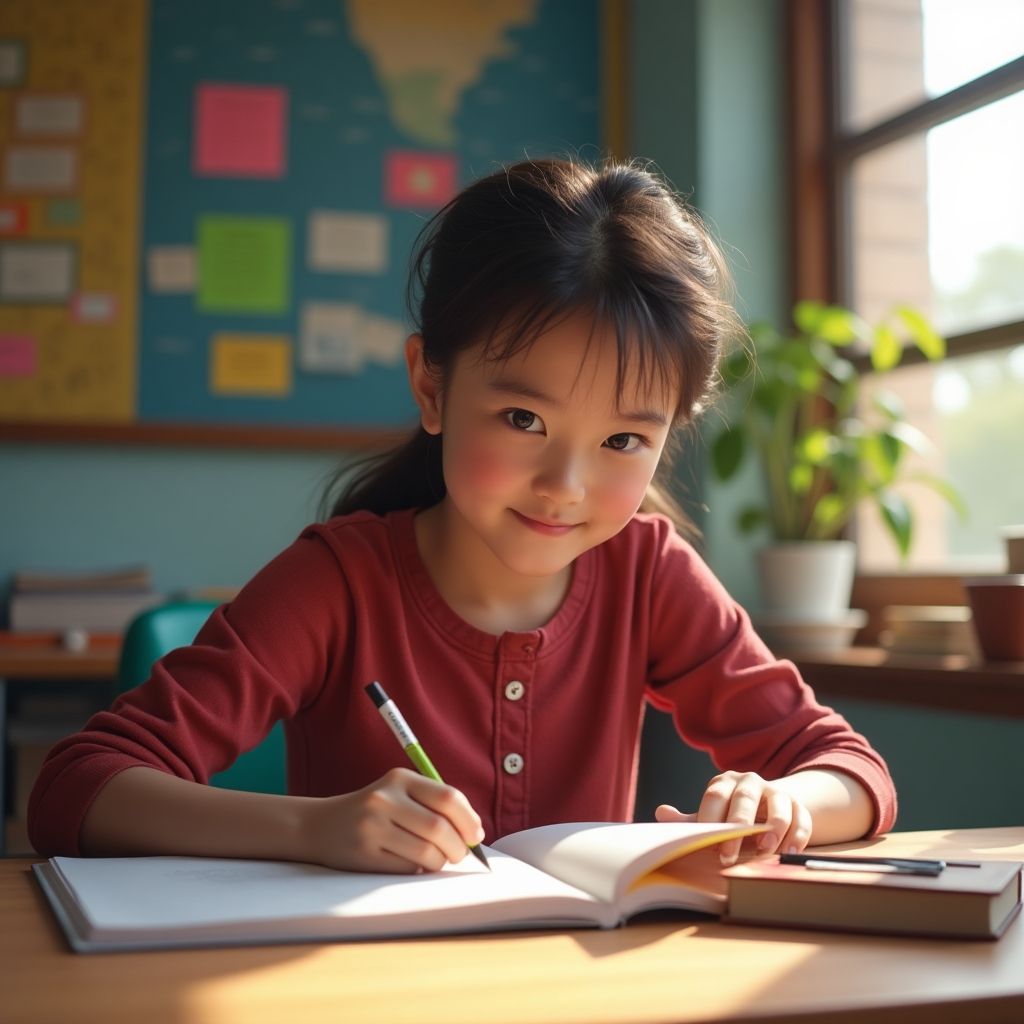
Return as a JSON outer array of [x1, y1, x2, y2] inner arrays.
[[405, 334, 443, 435]]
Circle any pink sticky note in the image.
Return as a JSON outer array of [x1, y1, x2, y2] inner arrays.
[[0, 201, 29, 235], [385, 150, 458, 209], [0, 334, 37, 377], [194, 84, 287, 178]]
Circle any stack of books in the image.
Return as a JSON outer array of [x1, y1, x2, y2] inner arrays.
[[877, 605, 978, 657], [7, 564, 162, 635]]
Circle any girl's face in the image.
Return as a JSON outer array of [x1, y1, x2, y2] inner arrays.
[[410, 311, 676, 580]]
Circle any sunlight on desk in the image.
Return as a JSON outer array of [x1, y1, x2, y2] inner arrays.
[[179, 927, 822, 1024]]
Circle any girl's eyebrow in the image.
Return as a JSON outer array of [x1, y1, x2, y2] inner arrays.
[[486, 377, 669, 428]]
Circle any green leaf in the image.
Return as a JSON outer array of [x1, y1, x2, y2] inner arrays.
[[720, 348, 753, 387], [814, 306, 861, 345], [811, 492, 849, 533], [905, 472, 969, 519], [895, 306, 946, 360], [863, 432, 902, 484], [748, 321, 782, 349], [793, 300, 827, 335], [737, 506, 768, 534], [789, 463, 814, 494], [870, 324, 902, 372], [810, 339, 855, 382], [877, 490, 913, 559], [871, 389, 904, 421], [752, 377, 786, 416], [710, 426, 745, 480], [796, 426, 834, 465], [888, 421, 933, 456], [834, 372, 859, 417]]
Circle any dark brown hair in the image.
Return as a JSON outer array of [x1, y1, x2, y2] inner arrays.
[[322, 158, 739, 529]]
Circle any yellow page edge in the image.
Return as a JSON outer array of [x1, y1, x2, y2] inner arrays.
[[628, 824, 769, 892]]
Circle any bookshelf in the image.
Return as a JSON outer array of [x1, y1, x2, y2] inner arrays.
[[0, 643, 120, 856]]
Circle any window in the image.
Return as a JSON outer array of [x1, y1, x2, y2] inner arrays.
[[794, 1, 1024, 572]]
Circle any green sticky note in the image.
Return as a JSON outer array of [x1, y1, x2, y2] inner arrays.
[[46, 199, 82, 226], [197, 215, 291, 314]]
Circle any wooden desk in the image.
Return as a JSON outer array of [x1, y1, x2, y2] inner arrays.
[[0, 644, 120, 857], [2, 828, 1022, 1024]]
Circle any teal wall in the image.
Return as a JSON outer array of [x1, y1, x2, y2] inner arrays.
[[634, 0, 786, 819], [1, 445, 336, 600]]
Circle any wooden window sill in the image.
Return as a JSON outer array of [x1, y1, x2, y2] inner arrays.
[[792, 647, 1024, 717]]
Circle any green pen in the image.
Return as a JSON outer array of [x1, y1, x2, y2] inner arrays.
[[364, 681, 490, 870]]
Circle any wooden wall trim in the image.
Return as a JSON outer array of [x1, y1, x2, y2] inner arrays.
[[784, 0, 837, 307]]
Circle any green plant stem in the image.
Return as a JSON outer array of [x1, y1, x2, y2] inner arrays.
[[764, 396, 799, 539]]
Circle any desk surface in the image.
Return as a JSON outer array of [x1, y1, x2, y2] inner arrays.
[[2, 827, 1023, 1024]]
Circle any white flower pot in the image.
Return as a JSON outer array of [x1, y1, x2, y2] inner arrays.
[[756, 540, 857, 619]]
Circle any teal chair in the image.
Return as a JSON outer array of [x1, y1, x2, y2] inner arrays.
[[118, 600, 286, 794]]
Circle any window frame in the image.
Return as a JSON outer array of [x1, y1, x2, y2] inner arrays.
[[784, 1, 1024, 599]]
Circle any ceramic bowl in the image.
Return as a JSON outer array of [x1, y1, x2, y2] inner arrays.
[[753, 609, 868, 653], [962, 576, 1024, 661]]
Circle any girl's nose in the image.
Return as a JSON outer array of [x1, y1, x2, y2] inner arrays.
[[533, 448, 586, 505]]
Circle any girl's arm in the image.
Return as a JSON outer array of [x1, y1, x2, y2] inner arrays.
[[655, 767, 875, 866], [80, 764, 486, 873]]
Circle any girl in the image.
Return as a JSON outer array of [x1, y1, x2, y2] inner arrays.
[[29, 159, 895, 873]]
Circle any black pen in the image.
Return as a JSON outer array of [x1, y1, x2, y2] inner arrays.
[[780, 852, 983, 877], [365, 682, 490, 870]]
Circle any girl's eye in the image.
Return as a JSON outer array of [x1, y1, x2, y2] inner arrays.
[[506, 408, 544, 433], [604, 432, 643, 452]]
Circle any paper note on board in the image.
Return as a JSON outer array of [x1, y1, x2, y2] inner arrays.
[[45, 199, 82, 226], [194, 83, 287, 178], [71, 292, 117, 324], [0, 41, 27, 87], [148, 245, 196, 293], [0, 334, 37, 378], [299, 302, 363, 373], [0, 242, 76, 302], [210, 333, 292, 396], [4, 146, 78, 192], [0, 202, 29, 235], [307, 211, 388, 273], [299, 302, 405, 374], [385, 150, 457, 209], [197, 216, 291, 314], [361, 313, 405, 365], [15, 94, 85, 137]]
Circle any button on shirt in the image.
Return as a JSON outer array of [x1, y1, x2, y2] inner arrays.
[[28, 509, 898, 857]]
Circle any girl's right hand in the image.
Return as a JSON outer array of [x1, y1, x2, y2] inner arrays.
[[300, 767, 486, 874]]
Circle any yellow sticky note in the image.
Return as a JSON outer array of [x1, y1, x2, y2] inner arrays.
[[210, 334, 292, 396]]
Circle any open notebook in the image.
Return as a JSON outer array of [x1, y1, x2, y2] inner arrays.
[[34, 820, 766, 952]]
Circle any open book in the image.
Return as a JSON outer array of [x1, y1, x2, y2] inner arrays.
[[34, 821, 766, 953]]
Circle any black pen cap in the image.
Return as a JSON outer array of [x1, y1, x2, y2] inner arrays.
[[365, 681, 389, 708]]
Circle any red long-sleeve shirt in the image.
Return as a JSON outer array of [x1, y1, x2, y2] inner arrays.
[[28, 510, 896, 855]]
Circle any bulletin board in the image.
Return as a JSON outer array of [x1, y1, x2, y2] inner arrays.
[[0, 0, 611, 447]]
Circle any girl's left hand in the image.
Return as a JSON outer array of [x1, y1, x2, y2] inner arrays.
[[655, 770, 813, 866]]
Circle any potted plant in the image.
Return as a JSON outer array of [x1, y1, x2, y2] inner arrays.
[[709, 300, 964, 629]]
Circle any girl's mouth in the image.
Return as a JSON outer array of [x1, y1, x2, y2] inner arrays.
[[511, 510, 579, 536]]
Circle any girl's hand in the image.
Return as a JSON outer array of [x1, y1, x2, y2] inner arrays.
[[301, 767, 486, 874], [655, 769, 813, 867]]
